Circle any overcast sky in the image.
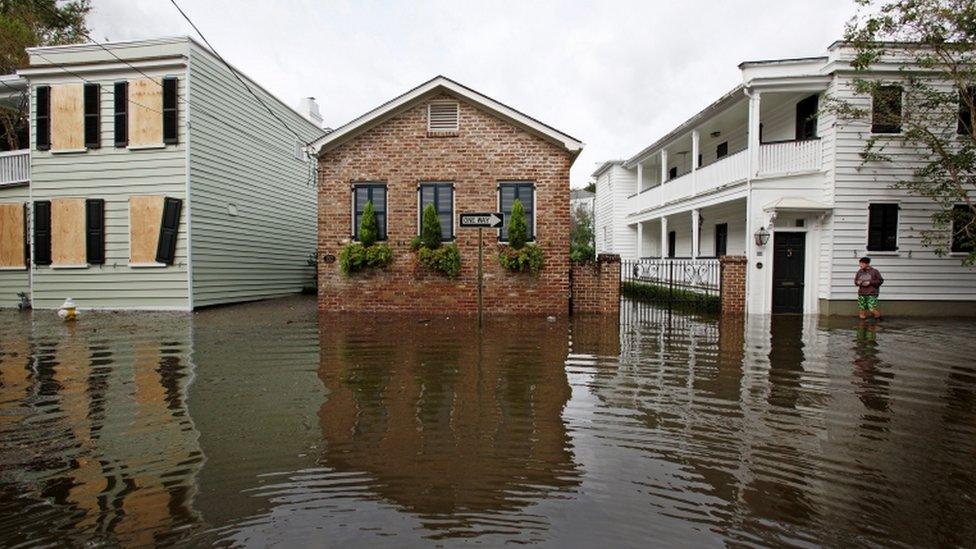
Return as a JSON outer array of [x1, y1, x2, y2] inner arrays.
[[87, 0, 854, 187]]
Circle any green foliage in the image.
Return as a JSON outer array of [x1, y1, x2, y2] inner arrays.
[[358, 201, 379, 247], [621, 281, 720, 313], [1, 0, 91, 150], [824, 0, 976, 265], [417, 243, 461, 278], [420, 203, 443, 249], [411, 205, 460, 277], [507, 199, 529, 249], [339, 242, 392, 274], [498, 244, 545, 275], [584, 181, 596, 194], [570, 202, 595, 262]]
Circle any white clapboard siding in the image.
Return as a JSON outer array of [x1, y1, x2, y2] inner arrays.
[[826, 74, 976, 301], [187, 42, 322, 308]]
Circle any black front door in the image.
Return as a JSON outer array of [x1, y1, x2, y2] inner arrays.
[[772, 232, 806, 314], [667, 231, 676, 258]]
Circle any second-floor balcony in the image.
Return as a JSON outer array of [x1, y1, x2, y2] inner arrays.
[[0, 149, 29, 186], [623, 87, 827, 217]]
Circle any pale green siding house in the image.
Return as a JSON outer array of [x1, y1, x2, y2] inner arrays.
[[9, 37, 323, 311]]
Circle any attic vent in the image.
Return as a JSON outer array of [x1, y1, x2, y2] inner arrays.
[[428, 101, 459, 133]]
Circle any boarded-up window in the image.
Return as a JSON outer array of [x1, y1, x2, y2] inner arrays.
[[51, 198, 87, 265], [128, 78, 164, 147], [129, 195, 165, 264], [0, 203, 27, 269], [51, 84, 85, 151]]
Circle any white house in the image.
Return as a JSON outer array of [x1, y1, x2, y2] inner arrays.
[[595, 41, 976, 316]]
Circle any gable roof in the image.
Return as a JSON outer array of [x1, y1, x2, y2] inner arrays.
[[312, 76, 583, 158]]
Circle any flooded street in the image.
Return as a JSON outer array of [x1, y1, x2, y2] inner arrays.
[[1, 297, 975, 547]]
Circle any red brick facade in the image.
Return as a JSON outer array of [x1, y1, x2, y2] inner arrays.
[[720, 256, 747, 316], [570, 254, 621, 315], [317, 93, 574, 315]]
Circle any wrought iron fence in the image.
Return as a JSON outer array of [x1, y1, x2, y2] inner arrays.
[[620, 257, 721, 312]]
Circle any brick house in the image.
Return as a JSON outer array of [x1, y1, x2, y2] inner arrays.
[[314, 76, 583, 315]]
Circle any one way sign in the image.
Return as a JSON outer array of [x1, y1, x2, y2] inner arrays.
[[459, 212, 504, 229]]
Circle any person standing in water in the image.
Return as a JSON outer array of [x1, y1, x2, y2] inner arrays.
[[855, 257, 884, 320]]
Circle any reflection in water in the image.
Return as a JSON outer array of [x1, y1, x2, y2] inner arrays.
[[0, 297, 974, 547]]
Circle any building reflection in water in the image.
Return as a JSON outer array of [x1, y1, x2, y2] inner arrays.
[[0, 298, 974, 547], [0, 312, 203, 547], [316, 314, 581, 540]]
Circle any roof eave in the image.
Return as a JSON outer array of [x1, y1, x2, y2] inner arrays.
[[314, 76, 583, 156]]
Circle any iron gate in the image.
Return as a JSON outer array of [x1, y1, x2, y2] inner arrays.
[[621, 258, 721, 312]]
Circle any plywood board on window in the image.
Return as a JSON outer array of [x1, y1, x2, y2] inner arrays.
[[128, 78, 163, 147], [51, 198, 86, 266], [51, 84, 84, 151], [0, 203, 25, 268], [129, 195, 164, 264]]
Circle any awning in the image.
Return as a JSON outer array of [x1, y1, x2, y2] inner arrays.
[[763, 197, 833, 212]]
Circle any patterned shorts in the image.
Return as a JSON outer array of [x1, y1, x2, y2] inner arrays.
[[857, 295, 880, 311]]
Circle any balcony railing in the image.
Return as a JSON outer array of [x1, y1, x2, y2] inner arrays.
[[758, 138, 821, 176], [625, 139, 822, 216], [0, 150, 29, 185]]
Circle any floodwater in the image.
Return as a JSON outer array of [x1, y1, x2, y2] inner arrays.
[[1, 298, 974, 548]]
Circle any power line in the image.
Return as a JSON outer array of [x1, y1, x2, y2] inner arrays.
[[168, 0, 315, 146], [31, 51, 165, 115]]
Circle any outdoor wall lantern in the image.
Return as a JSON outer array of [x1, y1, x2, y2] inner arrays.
[[754, 226, 771, 247]]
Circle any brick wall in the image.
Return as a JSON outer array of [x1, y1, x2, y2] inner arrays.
[[317, 93, 574, 316], [720, 255, 747, 315], [570, 253, 620, 315]]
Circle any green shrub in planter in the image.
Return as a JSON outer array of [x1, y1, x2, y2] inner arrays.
[[339, 242, 393, 274], [417, 243, 461, 278], [412, 204, 461, 278], [498, 198, 545, 275], [498, 244, 544, 275], [339, 200, 393, 274]]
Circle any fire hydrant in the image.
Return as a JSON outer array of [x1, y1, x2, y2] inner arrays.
[[57, 298, 78, 321]]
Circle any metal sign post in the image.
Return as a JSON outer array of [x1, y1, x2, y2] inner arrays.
[[459, 212, 504, 327]]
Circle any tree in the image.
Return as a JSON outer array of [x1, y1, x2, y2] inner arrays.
[[570, 202, 595, 261], [507, 199, 529, 249], [0, 0, 91, 150], [419, 203, 443, 249], [584, 181, 596, 194], [831, 0, 976, 264], [359, 201, 379, 247]]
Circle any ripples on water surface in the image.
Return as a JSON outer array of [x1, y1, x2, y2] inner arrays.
[[1, 297, 974, 547]]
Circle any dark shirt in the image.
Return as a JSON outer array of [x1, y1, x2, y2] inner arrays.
[[855, 267, 884, 296]]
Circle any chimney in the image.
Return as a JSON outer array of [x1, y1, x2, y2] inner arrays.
[[298, 96, 323, 127]]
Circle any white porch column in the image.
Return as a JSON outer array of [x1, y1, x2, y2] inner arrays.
[[660, 216, 668, 259], [636, 163, 643, 192], [636, 221, 643, 259], [747, 91, 762, 176], [691, 130, 700, 172], [691, 209, 700, 259], [660, 149, 668, 184]]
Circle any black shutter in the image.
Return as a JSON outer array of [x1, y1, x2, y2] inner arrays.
[[33, 201, 51, 265], [36, 86, 51, 151], [162, 77, 178, 144], [84, 83, 100, 149], [85, 199, 105, 264], [668, 167, 677, 180], [155, 197, 182, 265], [114, 81, 128, 147]]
